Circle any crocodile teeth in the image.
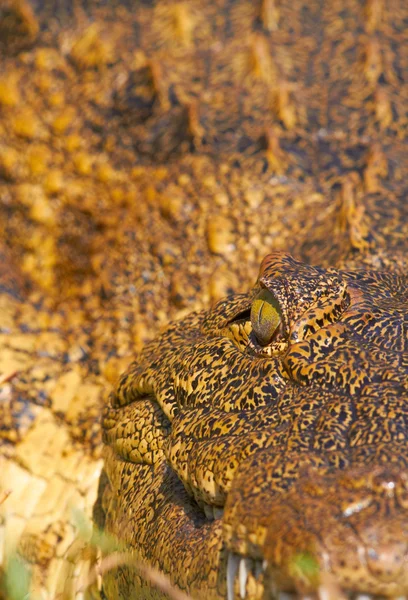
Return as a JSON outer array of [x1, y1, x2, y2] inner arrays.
[[224, 558, 408, 600], [203, 503, 214, 520], [203, 502, 224, 520], [225, 555, 408, 600], [239, 557, 251, 599], [227, 553, 264, 599], [227, 553, 240, 600]]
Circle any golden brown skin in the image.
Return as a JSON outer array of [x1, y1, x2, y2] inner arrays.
[[0, 0, 408, 599], [101, 252, 408, 599]]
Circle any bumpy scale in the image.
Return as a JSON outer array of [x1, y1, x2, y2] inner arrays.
[[0, 0, 408, 599], [101, 252, 408, 599]]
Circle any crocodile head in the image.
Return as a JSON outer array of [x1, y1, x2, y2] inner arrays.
[[99, 251, 408, 600]]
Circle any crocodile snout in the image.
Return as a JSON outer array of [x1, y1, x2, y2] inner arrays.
[[224, 462, 408, 598]]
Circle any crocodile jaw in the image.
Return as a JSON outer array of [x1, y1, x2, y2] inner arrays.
[[223, 463, 408, 600]]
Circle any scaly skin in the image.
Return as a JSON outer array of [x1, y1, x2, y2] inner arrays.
[[100, 251, 408, 599], [0, 0, 408, 599]]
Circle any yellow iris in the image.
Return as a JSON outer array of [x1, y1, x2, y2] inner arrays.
[[250, 288, 281, 346]]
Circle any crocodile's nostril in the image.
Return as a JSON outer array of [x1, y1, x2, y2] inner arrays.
[[365, 542, 407, 583]]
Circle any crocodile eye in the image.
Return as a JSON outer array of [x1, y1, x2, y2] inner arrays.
[[250, 289, 281, 346]]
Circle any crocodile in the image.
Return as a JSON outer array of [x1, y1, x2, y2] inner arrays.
[[0, 0, 407, 599], [100, 248, 408, 599]]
